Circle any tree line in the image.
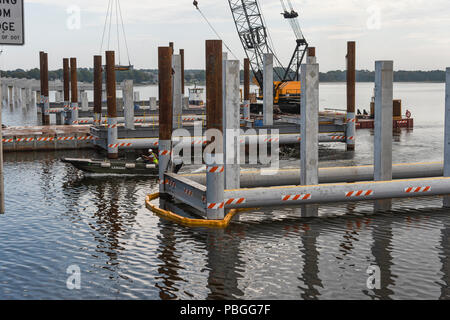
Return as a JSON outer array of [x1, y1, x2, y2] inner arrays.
[[1, 68, 446, 84]]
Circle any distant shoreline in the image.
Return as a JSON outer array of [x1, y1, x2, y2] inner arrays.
[[1, 69, 446, 84]]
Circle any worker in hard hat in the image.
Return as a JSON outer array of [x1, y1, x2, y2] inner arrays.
[[139, 149, 159, 165]]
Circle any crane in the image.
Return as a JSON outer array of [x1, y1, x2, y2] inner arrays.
[[194, 0, 308, 112], [228, 0, 308, 111]]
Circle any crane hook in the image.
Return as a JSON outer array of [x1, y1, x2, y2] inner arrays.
[[193, 1, 199, 10]]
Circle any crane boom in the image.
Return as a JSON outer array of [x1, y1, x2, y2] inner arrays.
[[227, 0, 284, 89]]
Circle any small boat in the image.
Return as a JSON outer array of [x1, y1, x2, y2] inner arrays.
[[61, 158, 158, 175]]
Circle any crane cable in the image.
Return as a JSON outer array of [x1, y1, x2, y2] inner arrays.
[[193, 2, 241, 63], [99, 0, 132, 66]]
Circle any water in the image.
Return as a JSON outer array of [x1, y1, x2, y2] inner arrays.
[[0, 83, 449, 300]]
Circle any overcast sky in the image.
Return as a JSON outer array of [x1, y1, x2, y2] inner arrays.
[[1, 0, 449, 72]]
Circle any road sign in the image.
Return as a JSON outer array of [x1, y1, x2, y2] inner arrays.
[[0, 0, 24, 45]]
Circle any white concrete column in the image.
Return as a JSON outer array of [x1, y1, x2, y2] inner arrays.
[[133, 91, 140, 103], [183, 96, 189, 110], [172, 54, 182, 129], [300, 62, 319, 186], [54, 91, 61, 103], [8, 86, 13, 106], [21, 87, 27, 108], [81, 91, 89, 112], [107, 117, 118, 157], [71, 102, 79, 125], [444, 68, 450, 207], [300, 60, 319, 217], [374, 61, 394, 212], [123, 80, 135, 130], [159, 140, 172, 194], [263, 53, 274, 126], [223, 60, 241, 189], [206, 154, 225, 220], [149, 97, 157, 111]]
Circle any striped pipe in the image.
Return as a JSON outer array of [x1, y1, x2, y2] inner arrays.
[[345, 190, 374, 197], [282, 194, 312, 201], [224, 177, 450, 209]]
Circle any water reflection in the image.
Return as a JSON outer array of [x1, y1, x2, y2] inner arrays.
[[439, 217, 450, 300], [299, 221, 322, 300], [367, 213, 395, 299]]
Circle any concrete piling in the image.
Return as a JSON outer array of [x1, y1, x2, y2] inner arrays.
[[263, 53, 274, 126], [70, 57, 79, 125], [300, 54, 320, 217], [206, 40, 225, 220], [346, 41, 356, 151], [158, 46, 174, 194], [81, 91, 89, 112], [106, 51, 119, 159], [149, 97, 157, 111], [133, 91, 140, 105], [444, 68, 450, 207], [8, 86, 13, 107], [374, 61, 394, 212], [123, 80, 135, 130], [172, 54, 182, 129], [223, 60, 241, 189], [93, 55, 102, 126]]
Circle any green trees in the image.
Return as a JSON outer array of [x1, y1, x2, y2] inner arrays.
[[1, 68, 446, 84]]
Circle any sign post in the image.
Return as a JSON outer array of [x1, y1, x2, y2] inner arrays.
[[0, 0, 24, 213]]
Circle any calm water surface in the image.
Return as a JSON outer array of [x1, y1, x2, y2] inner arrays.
[[0, 83, 448, 299]]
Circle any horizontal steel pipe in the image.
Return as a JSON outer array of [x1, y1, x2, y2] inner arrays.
[[182, 162, 444, 187], [110, 132, 347, 150], [224, 177, 450, 209]]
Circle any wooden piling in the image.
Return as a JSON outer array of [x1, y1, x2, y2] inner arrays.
[[244, 58, 250, 101], [158, 46, 173, 194], [70, 58, 79, 125], [41, 52, 49, 125], [93, 55, 102, 125], [70, 58, 78, 103], [106, 51, 118, 159], [180, 49, 185, 95], [63, 58, 70, 102], [158, 47, 173, 141], [205, 40, 224, 220], [206, 40, 223, 132], [346, 41, 356, 151]]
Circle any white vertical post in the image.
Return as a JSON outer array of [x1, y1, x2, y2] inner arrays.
[[149, 97, 157, 111], [300, 59, 319, 217], [223, 60, 241, 189], [133, 91, 140, 104], [444, 68, 450, 207], [159, 140, 172, 194], [172, 54, 182, 129], [8, 86, 13, 106], [81, 91, 89, 112], [374, 61, 393, 212], [263, 53, 274, 126], [21, 87, 27, 108], [123, 80, 135, 130]]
